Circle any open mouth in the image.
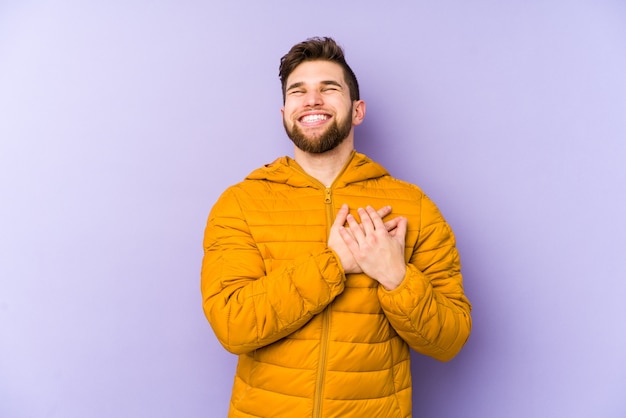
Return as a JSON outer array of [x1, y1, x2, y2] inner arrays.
[[299, 113, 331, 125]]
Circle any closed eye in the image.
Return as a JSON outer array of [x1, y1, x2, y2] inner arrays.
[[321, 81, 342, 92]]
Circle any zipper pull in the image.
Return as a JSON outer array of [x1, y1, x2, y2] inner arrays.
[[324, 187, 332, 204]]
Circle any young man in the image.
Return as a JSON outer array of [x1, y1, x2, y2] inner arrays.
[[201, 37, 472, 418]]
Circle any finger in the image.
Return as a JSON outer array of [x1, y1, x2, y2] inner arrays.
[[384, 217, 400, 232], [340, 219, 357, 240], [391, 217, 408, 241], [398, 217, 408, 239], [346, 212, 366, 242], [338, 226, 363, 263], [376, 205, 392, 219], [338, 225, 356, 246], [365, 206, 386, 231], [332, 204, 350, 228], [358, 207, 376, 235]]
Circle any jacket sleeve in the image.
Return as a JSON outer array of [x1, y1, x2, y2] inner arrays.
[[378, 194, 472, 362], [201, 187, 346, 355]]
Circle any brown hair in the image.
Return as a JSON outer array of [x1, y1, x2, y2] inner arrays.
[[279, 37, 360, 103]]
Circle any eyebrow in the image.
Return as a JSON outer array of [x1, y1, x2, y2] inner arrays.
[[286, 80, 343, 91]]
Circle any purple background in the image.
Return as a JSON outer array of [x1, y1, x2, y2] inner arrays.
[[1, 1, 625, 417]]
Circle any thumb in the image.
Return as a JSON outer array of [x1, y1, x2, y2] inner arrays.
[[393, 217, 408, 242]]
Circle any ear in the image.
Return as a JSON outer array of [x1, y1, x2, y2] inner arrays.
[[352, 100, 366, 126]]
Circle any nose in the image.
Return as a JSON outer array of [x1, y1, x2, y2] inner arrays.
[[303, 89, 323, 107]]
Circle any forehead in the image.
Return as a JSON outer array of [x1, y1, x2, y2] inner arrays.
[[286, 60, 346, 86]]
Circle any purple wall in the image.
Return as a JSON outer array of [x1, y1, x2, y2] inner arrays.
[[1, 1, 625, 417]]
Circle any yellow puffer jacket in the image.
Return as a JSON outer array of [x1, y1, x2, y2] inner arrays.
[[201, 151, 471, 418]]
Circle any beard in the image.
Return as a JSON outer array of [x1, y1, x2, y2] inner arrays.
[[283, 107, 353, 154]]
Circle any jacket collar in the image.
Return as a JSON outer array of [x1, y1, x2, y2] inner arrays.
[[246, 151, 389, 188]]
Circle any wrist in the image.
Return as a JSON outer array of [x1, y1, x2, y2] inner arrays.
[[379, 265, 406, 291]]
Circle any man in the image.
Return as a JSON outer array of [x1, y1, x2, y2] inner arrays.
[[201, 37, 472, 418]]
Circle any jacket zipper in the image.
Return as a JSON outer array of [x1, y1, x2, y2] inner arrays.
[[313, 308, 331, 418], [289, 156, 355, 417], [313, 186, 334, 418]]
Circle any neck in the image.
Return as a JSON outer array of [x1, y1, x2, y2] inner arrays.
[[293, 137, 354, 186]]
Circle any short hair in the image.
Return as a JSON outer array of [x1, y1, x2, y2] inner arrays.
[[279, 37, 360, 103]]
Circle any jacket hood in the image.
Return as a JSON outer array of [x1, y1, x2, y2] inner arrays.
[[245, 151, 389, 188]]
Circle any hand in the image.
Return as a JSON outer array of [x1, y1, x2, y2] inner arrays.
[[328, 204, 395, 274], [339, 206, 408, 290]]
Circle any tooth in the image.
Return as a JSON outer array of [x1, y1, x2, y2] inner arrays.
[[303, 114, 327, 122]]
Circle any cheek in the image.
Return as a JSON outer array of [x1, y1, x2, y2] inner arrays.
[[282, 104, 298, 121]]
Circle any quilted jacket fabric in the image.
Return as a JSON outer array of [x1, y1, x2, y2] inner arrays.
[[201, 151, 472, 418]]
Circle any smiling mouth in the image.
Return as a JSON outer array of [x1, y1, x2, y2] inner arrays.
[[299, 114, 330, 123]]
